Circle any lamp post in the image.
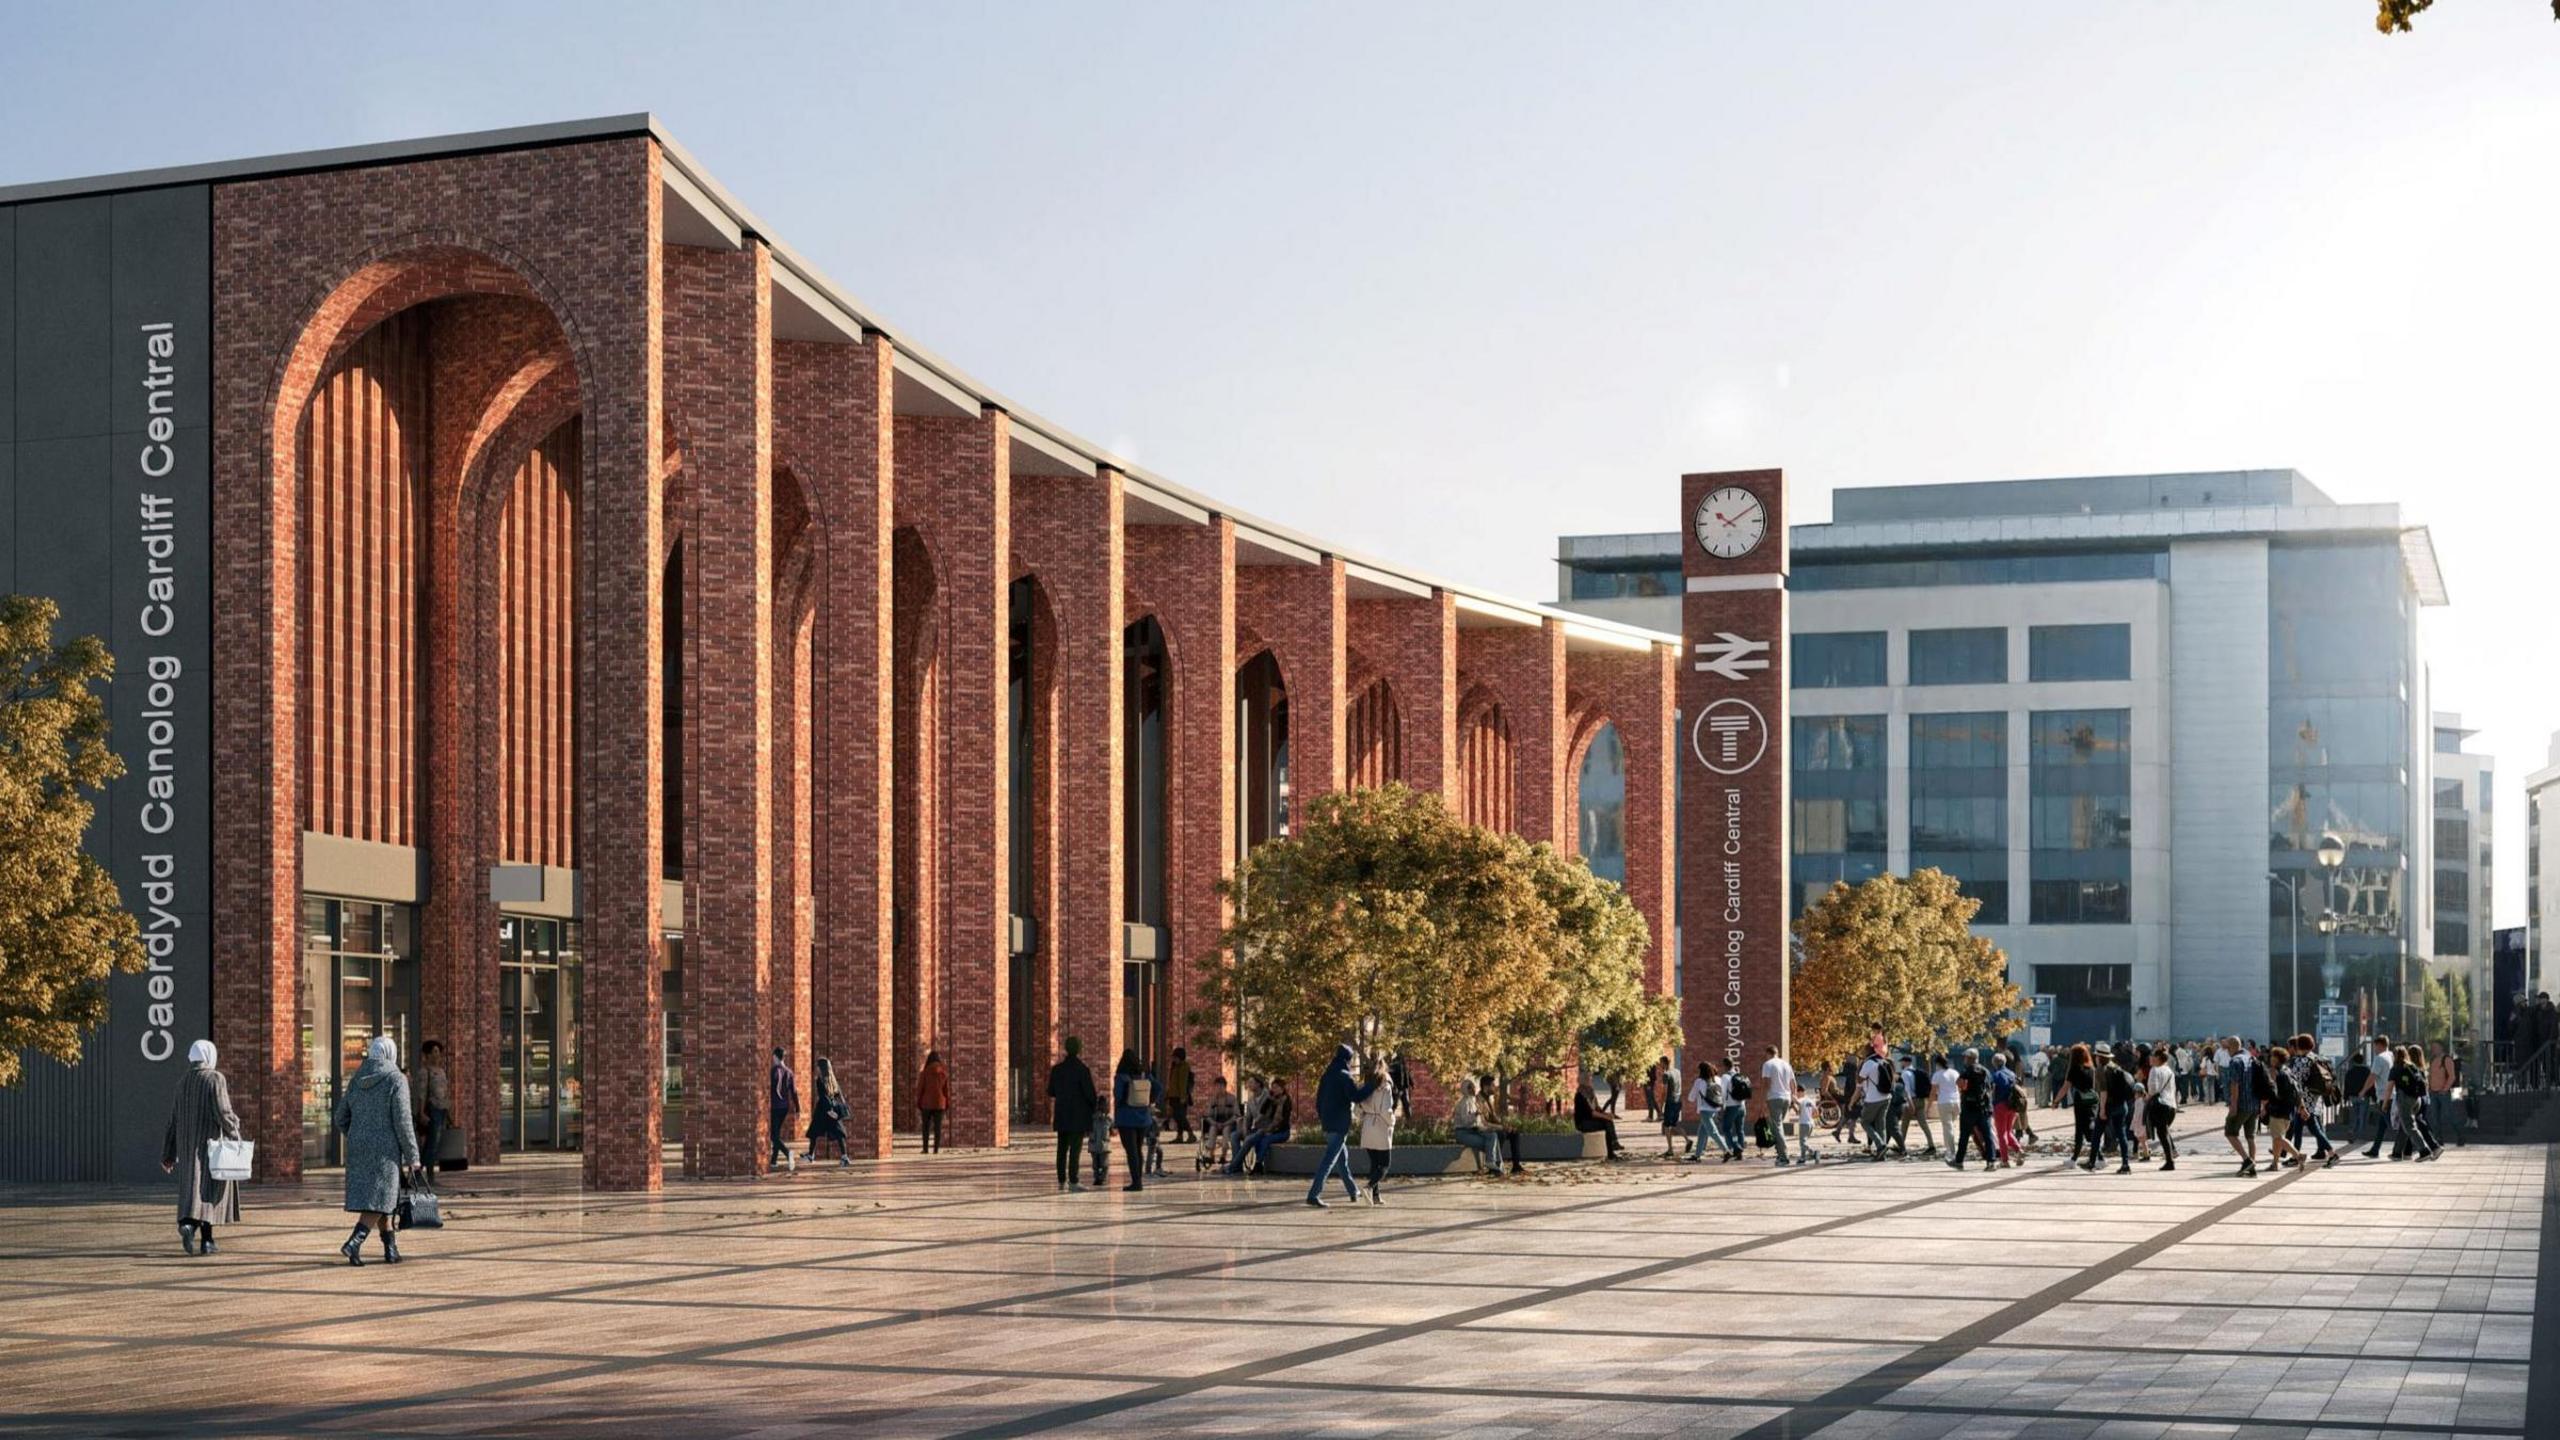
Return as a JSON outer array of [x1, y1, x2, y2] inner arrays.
[[2269, 871, 2300, 1039], [2316, 831, 2347, 1007]]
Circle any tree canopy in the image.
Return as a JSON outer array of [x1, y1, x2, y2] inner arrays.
[[2377, 0, 2560, 31], [1190, 783, 1675, 1103], [0, 595, 145, 1089], [1790, 868, 2025, 1066]]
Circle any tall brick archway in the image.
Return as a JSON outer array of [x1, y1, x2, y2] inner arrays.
[[222, 232, 606, 1182], [889, 523, 945, 1127]]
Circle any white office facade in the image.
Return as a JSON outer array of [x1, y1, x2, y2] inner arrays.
[[1558, 471, 2448, 1044]]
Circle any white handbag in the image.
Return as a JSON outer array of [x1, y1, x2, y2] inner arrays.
[[205, 1137, 255, 1182]]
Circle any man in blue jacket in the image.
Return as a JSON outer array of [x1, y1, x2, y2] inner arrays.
[[1307, 1042, 1379, 1208]]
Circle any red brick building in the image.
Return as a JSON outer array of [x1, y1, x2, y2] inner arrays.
[[1, 118, 1678, 1190]]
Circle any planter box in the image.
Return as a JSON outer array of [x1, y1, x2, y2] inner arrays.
[[1517, 1130, 1608, 1162], [1259, 1129, 1605, 1176]]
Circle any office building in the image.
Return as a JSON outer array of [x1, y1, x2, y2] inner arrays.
[[1558, 470, 2447, 1043]]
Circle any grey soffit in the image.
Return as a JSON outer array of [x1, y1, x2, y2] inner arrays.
[[302, 833, 425, 906], [1, 114, 1681, 652]]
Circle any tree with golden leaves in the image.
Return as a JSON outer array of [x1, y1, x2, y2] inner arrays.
[[1789, 868, 2024, 1068], [0, 596, 144, 1088], [1190, 783, 1673, 1104]]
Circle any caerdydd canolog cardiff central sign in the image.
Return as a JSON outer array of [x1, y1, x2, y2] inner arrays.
[[1678, 469, 1789, 1069]]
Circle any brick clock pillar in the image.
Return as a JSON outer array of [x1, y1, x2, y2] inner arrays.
[[1678, 468, 1791, 1072]]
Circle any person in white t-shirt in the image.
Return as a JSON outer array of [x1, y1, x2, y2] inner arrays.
[[1683, 1062, 1720, 1163], [1760, 1045, 1803, 1165], [1931, 1058, 1963, 1156], [1857, 1054, 1892, 1156]]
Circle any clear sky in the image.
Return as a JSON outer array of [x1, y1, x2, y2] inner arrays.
[[6, 4, 2555, 922]]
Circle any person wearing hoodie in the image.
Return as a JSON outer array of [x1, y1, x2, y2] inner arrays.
[[334, 1034, 421, 1266], [1047, 1037, 1099, 1192], [1307, 1042, 1378, 1208], [162, 1039, 242, 1255]]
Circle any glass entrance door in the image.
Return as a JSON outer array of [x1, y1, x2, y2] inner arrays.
[[498, 916, 584, 1152], [298, 897, 419, 1167]]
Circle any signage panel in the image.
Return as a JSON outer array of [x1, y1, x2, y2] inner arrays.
[[1677, 469, 1790, 1070], [0, 186, 213, 1181]]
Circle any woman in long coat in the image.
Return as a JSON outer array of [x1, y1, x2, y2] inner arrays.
[[334, 1033, 420, 1265], [161, 1038, 242, 1254], [803, 1056, 851, 1165]]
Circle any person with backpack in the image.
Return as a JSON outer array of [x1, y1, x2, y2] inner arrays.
[[1884, 1054, 1914, 1158], [1948, 1048, 1996, 1170], [2222, 1034, 2264, 1177], [2394, 1044, 2442, 1160], [1989, 1051, 2026, 1166], [1721, 1062, 1752, 1159], [2086, 1046, 2136, 1174], [1111, 1049, 1157, 1193], [2260, 1044, 2308, 1170], [1857, 1051, 1893, 1158], [2283, 1033, 2339, 1166], [1682, 1060, 1718, 1162]]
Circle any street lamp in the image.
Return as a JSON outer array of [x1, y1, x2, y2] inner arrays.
[[2269, 872, 2300, 1040], [2316, 831, 2347, 1008]]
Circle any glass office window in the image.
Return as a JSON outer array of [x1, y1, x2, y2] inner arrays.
[[2434, 777, 2463, 809], [1792, 549, 2167, 592], [1909, 711, 2007, 923], [2028, 624, 2130, 682], [1792, 715, 1886, 915], [1792, 632, 1886, 689], [1909, 628, 2007, 686], [2028, 709, 2131, 924], [1568, 565, 1680, 600]]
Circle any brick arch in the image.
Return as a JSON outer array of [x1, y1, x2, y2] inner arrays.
[[1346, 672, 1401, 790], [1562, 701, 1617, 861], [1455, 683, 1514, 832], [769, 469, 820, 1109], [256, 241, 596, 1179], [889, 522, 947, 1119]]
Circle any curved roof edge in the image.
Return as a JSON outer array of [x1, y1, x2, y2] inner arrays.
[[0, 113, 1679, 652]]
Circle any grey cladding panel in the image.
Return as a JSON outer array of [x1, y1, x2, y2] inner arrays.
[[0, 206, 13, 445], [13, 198, 110, 441], [111, 189, 209, 434], [11, 435, 112, 639]]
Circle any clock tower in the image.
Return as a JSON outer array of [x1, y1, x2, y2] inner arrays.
[[1678, 469, 1791, 1075]]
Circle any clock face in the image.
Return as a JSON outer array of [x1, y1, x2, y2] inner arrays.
[[1694, 486, 1766, 560]]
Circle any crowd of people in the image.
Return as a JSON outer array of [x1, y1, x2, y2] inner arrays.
[[154, 1015, 2494, 1267]]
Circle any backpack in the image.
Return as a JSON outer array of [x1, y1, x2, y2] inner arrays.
[[2307, 1058, 2340, 1104], [1126, 1076, 1153, 1108], [2342, 1059, 2370, 1099], [1729, 1075, 1751, 1104]]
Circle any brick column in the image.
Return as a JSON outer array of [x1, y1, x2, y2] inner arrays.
[[1132, 519, 1236, 1073], [1016, 470, 1124, 1067], [576, 156, 670, 1194], [664, 241, 774, 1178], [896, 411, 1010, 1148], [776, 338, 896, 1155], [1349, 591, 1458, 801], [1237, 556, 1346, 821], [1460, 619, 1569, 843]]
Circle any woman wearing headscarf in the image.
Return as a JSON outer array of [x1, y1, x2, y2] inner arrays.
[[334, 1034, 421, 1265], [161, 1039, 242, 1255], [803, 1056, 852, 1166]]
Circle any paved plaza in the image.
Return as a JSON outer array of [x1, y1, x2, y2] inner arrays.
[[0, 1119, 2551, 1439]]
